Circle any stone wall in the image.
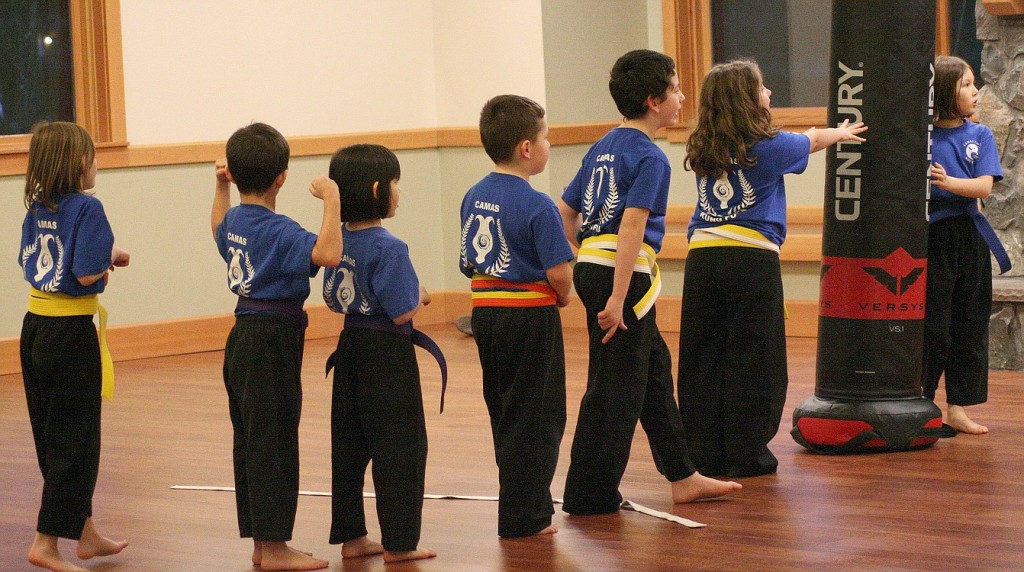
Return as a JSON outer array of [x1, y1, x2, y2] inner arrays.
[[978, 7, 1024, 369]]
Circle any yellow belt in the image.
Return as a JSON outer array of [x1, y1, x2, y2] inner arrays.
[[686, 226, 789, 319], [688, 224, 779, 252], [577, 234, 661, 319], [27, 288, 114, 399]]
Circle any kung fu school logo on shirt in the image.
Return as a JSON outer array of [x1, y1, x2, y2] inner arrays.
[[963, 140, 980, 163], [697, 169, 756, 223], [22, 233, 65, 292], [226, 246, 255, 296], [819, 247, 927, 320], [581, 164, 620, 232], [460, 213, 510, 276]]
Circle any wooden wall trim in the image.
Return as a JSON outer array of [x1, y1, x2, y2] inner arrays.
[[0, 292, 819, 378], [981, 0, 1024, 16], [0, 122, 622, 177]]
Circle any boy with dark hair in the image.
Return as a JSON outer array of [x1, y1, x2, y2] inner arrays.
[[211, 122, 342, 571], [558, 50, 741, 515], [459, 94, 574, 537]]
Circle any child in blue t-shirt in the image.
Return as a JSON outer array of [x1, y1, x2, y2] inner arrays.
[[558, 50, 742, 515], [20, 121, 130, 572], [211, 122, 341, 571], [923, 56, 1008, 435], [459, 94, 573, 537], [680, 59, 866, 477], [322, 144, 436, 564]]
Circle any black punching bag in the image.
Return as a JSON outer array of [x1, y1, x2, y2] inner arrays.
[[792, 0, 950, 453]]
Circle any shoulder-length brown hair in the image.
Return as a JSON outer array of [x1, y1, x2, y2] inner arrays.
[[933, 56, 971, 122], [24, 122, 96, 211], [685, 59, 777, 179]]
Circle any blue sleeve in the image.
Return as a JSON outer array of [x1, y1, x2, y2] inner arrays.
[[371, 239, 420, 319], [70, 199, 114, 279], [976, 127, 1003, 181], [19, 213, 33, 271], [774, 132, 811, 176], [458, 193, 475, 278], [276, 218, 320, 277], [561, 163, 586, 212], [532, 199, 575, 271], [625, 156, 671, 214]]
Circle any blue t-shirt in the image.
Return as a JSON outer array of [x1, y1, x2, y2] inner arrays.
[[214, 204, 319, 300], [459, 172, 574, 282], [688, 131, 810, 246], [20, 193, 114, 296], [323, 225, 419, 320], [929, 120, 1003, 222], [561, 127, 672, 252]]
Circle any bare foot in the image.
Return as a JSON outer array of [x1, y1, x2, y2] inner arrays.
[[254, 541, 314, 565], [28, 533, 88, 572], [947, 405, 989, 435], [259, 542, 328, 571], [76, 518, 128, 560], [671, 472, 742, 503], [341, 536, 384, 559], [383, 548, 437, 563]]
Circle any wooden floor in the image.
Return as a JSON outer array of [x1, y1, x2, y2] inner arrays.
[[2, 326, 1023, 571]]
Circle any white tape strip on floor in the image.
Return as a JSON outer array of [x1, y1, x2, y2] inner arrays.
[[620, 500, 705, 528], [171, 486, 705, 527]]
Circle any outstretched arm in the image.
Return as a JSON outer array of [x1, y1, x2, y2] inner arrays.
[[804, 119, 868, 154], [211, 159, 231, 238]]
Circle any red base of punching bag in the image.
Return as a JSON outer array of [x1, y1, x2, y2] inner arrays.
[[791, 397, 953, 454]]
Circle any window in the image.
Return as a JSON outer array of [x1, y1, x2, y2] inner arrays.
[[0, 1, 75, 136], [663, 0, 979, 139], [0, 0, 125, 175]]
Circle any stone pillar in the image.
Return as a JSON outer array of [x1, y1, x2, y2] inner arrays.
[[978, 6, 1024, 369]]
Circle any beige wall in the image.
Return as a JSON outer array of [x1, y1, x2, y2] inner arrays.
[[0, 1, 832, 340]]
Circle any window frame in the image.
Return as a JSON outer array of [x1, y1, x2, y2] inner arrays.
[[0, 0, 126, 171], [662, 0, 954, 142]]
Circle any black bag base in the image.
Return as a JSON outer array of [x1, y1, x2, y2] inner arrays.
[[791, 396, 956, 454]]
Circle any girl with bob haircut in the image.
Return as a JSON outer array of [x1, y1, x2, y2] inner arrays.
[[923, 56, 1007, 435], [323, 144, 436, 563], [20, 121, 130, 572], [679, 60, 866, 477]]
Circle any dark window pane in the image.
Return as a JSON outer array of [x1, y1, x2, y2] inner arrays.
[[949, 0, 984, 87], [711, 0, 832, 107], [0, 1, 75, 136]]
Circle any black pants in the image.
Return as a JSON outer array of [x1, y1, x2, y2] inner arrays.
[[223, 314, 305, 541], [923, 215, 991, 406], [677, 247, 787, 477], [563, 263, 695, 515], [473, 306, 566, 537], [21, 313, 102, 540], [330, 327, 427, 552]]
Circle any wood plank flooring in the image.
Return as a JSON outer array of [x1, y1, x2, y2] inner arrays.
[[2, 326, 1022, 571]]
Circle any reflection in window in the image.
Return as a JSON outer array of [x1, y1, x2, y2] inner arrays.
[[0, 1, 74, 136], [711, 0, 831, 108]]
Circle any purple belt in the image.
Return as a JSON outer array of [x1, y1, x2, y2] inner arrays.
[[325, 313, 448, 413], [930, 205, 1012, 275], [235, 297, 308, 328]]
